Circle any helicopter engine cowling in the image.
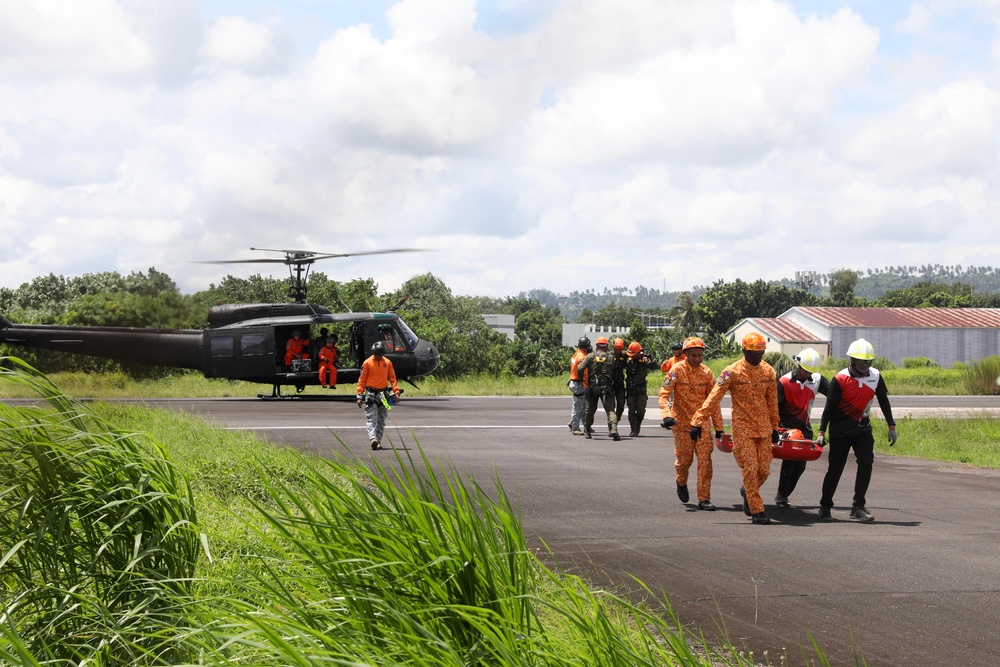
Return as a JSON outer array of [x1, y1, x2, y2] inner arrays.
[[208, 303, 332, 328]]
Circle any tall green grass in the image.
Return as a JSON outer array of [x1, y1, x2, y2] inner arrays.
[[0, 357, 206, 665], [961, 355, 1000, 396], [3, 358, 793, 666]]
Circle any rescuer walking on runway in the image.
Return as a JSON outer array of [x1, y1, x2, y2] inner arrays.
[[692, 332, 780, 524], [774, 348, 829, 507], [658, 337, 724, 510], [578, 336, 621, 441], [568, 336, 591, 435], [357, 341, 400, 451], [817, 338, 897, 522]]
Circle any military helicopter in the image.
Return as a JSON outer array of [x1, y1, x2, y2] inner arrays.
[[0, 248, 440, 399]]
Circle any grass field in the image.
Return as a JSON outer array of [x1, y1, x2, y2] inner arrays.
[[0, 364, 971, 399]]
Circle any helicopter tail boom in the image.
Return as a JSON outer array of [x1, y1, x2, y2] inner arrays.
[[0, 318, 203, 369]]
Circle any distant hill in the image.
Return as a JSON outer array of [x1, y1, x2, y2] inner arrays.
[[536, 265, 1000, 321]]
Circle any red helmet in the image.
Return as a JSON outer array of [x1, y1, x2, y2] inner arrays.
[[595, 336, 609, 347], [626, 341, 642, 357], [741, 332, 766, 351]]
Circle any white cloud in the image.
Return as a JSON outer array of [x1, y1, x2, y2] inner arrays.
[[522, 0, 878, 167], [0, 0, 152, 76], [202, 16, 289, 72], [2, 0, 1000, 302], [840, 80, 1000, 178]]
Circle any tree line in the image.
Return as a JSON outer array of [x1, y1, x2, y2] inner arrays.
[[3, 267, 1000, 379]]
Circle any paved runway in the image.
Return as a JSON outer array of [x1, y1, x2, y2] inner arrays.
[[132, 395, 1000, 666]]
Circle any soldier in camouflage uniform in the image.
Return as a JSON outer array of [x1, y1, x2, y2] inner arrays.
[[624, 341, 657, 437], [578, 336, 621, 441], [612, 338, 628, 423]]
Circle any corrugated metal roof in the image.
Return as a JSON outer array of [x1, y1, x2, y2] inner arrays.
[[751, 318, 826, 342], [794, 307, 1000, 328]]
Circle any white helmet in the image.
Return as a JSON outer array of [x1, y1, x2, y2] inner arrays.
[[846, 338, 875, 361], [793, 348, 821, 373]]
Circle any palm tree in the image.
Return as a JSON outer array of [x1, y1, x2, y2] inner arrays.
[[669, 291, 700, 332]]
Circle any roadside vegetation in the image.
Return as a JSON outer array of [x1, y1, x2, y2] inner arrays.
[[3, 358, 815, 666], [0, 356, 980, 399]]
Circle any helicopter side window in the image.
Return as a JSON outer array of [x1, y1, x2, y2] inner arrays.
[[210, 335, 235, 358], [240, 333, 266, 357]]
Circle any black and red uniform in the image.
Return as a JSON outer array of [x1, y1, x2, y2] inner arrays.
[[818, 367, 895, 511], [776, 371, 829, 499]]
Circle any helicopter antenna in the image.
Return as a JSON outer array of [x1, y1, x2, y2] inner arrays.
[[197, 247, 424, 304]]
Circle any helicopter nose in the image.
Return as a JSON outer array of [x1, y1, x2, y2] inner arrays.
[[415, 340, 440, 375]]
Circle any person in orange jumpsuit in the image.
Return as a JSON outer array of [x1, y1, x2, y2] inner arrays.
[[660, 341, 685, 373], [318, 335, 339, 389], [692, 332, 780, 524], [658, 337, 724, 510], [284, 330, 310, 368], [357, 341, 400, 450], [568, 336, 591, 435]]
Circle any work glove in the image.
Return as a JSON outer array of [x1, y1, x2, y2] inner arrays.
[[661, 417, 677, 429], [888, 427, 897, 447], [715, 430, 724, 440], [816, 433, 825, 447], [689, 426, 702, 442], [771, 430, 780, 444]]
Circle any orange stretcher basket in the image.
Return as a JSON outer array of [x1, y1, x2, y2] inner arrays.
[[715, 431, 824, 461], [772, 428, 823, 461]]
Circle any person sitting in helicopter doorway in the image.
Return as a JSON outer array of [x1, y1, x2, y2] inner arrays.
[[312, 327, 331, 359], [378, 323, 396, 350], [357, 341, 400, 450], [774, 348, 829, 508], [284, 329, 310, 369], [318, 334, 339, 389]]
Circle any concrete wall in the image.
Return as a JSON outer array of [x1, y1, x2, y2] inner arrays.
[[481, 314, 515, 341]]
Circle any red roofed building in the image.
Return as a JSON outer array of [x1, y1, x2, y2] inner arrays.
[[728, 307, 1000, 367]]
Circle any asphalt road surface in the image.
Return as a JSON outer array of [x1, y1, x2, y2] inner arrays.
[[115, 396, 1000, 666]]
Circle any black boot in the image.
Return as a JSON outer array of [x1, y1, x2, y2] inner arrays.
[[676, 483, 689, 503]]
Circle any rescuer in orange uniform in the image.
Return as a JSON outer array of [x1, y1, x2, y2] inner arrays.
[[357, 341, 400, 450], [692, 332, 780, 524], [284, 330, 310, 368], [660, 341, 685, 373], [658, 337, 724, 510], [318, 336, 339, 389], [568, 336, 591, 435]]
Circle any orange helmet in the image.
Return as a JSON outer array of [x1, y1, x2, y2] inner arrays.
[[626, 341, 642, 356], [784, 428, 804, 442], [595, 336, 609, 347], [741, 332, 766, 351], [682, 336, 705, 350], [613, 337, 625, 351]]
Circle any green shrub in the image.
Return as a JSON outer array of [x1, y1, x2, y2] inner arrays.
[[872, 355, 896, 371], [962, 355, 1000, 395], [763, 351, 796, 376], [903, 356, 940, 369], [825, 356, 848, 370]]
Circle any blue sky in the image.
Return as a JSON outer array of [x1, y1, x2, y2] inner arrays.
[[3, 0, 1000, 299]]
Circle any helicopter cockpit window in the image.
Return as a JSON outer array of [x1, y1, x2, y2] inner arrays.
[[210, 335, 235, 358], [240, 333, 266, 357], [396, 319, 419, 349]]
